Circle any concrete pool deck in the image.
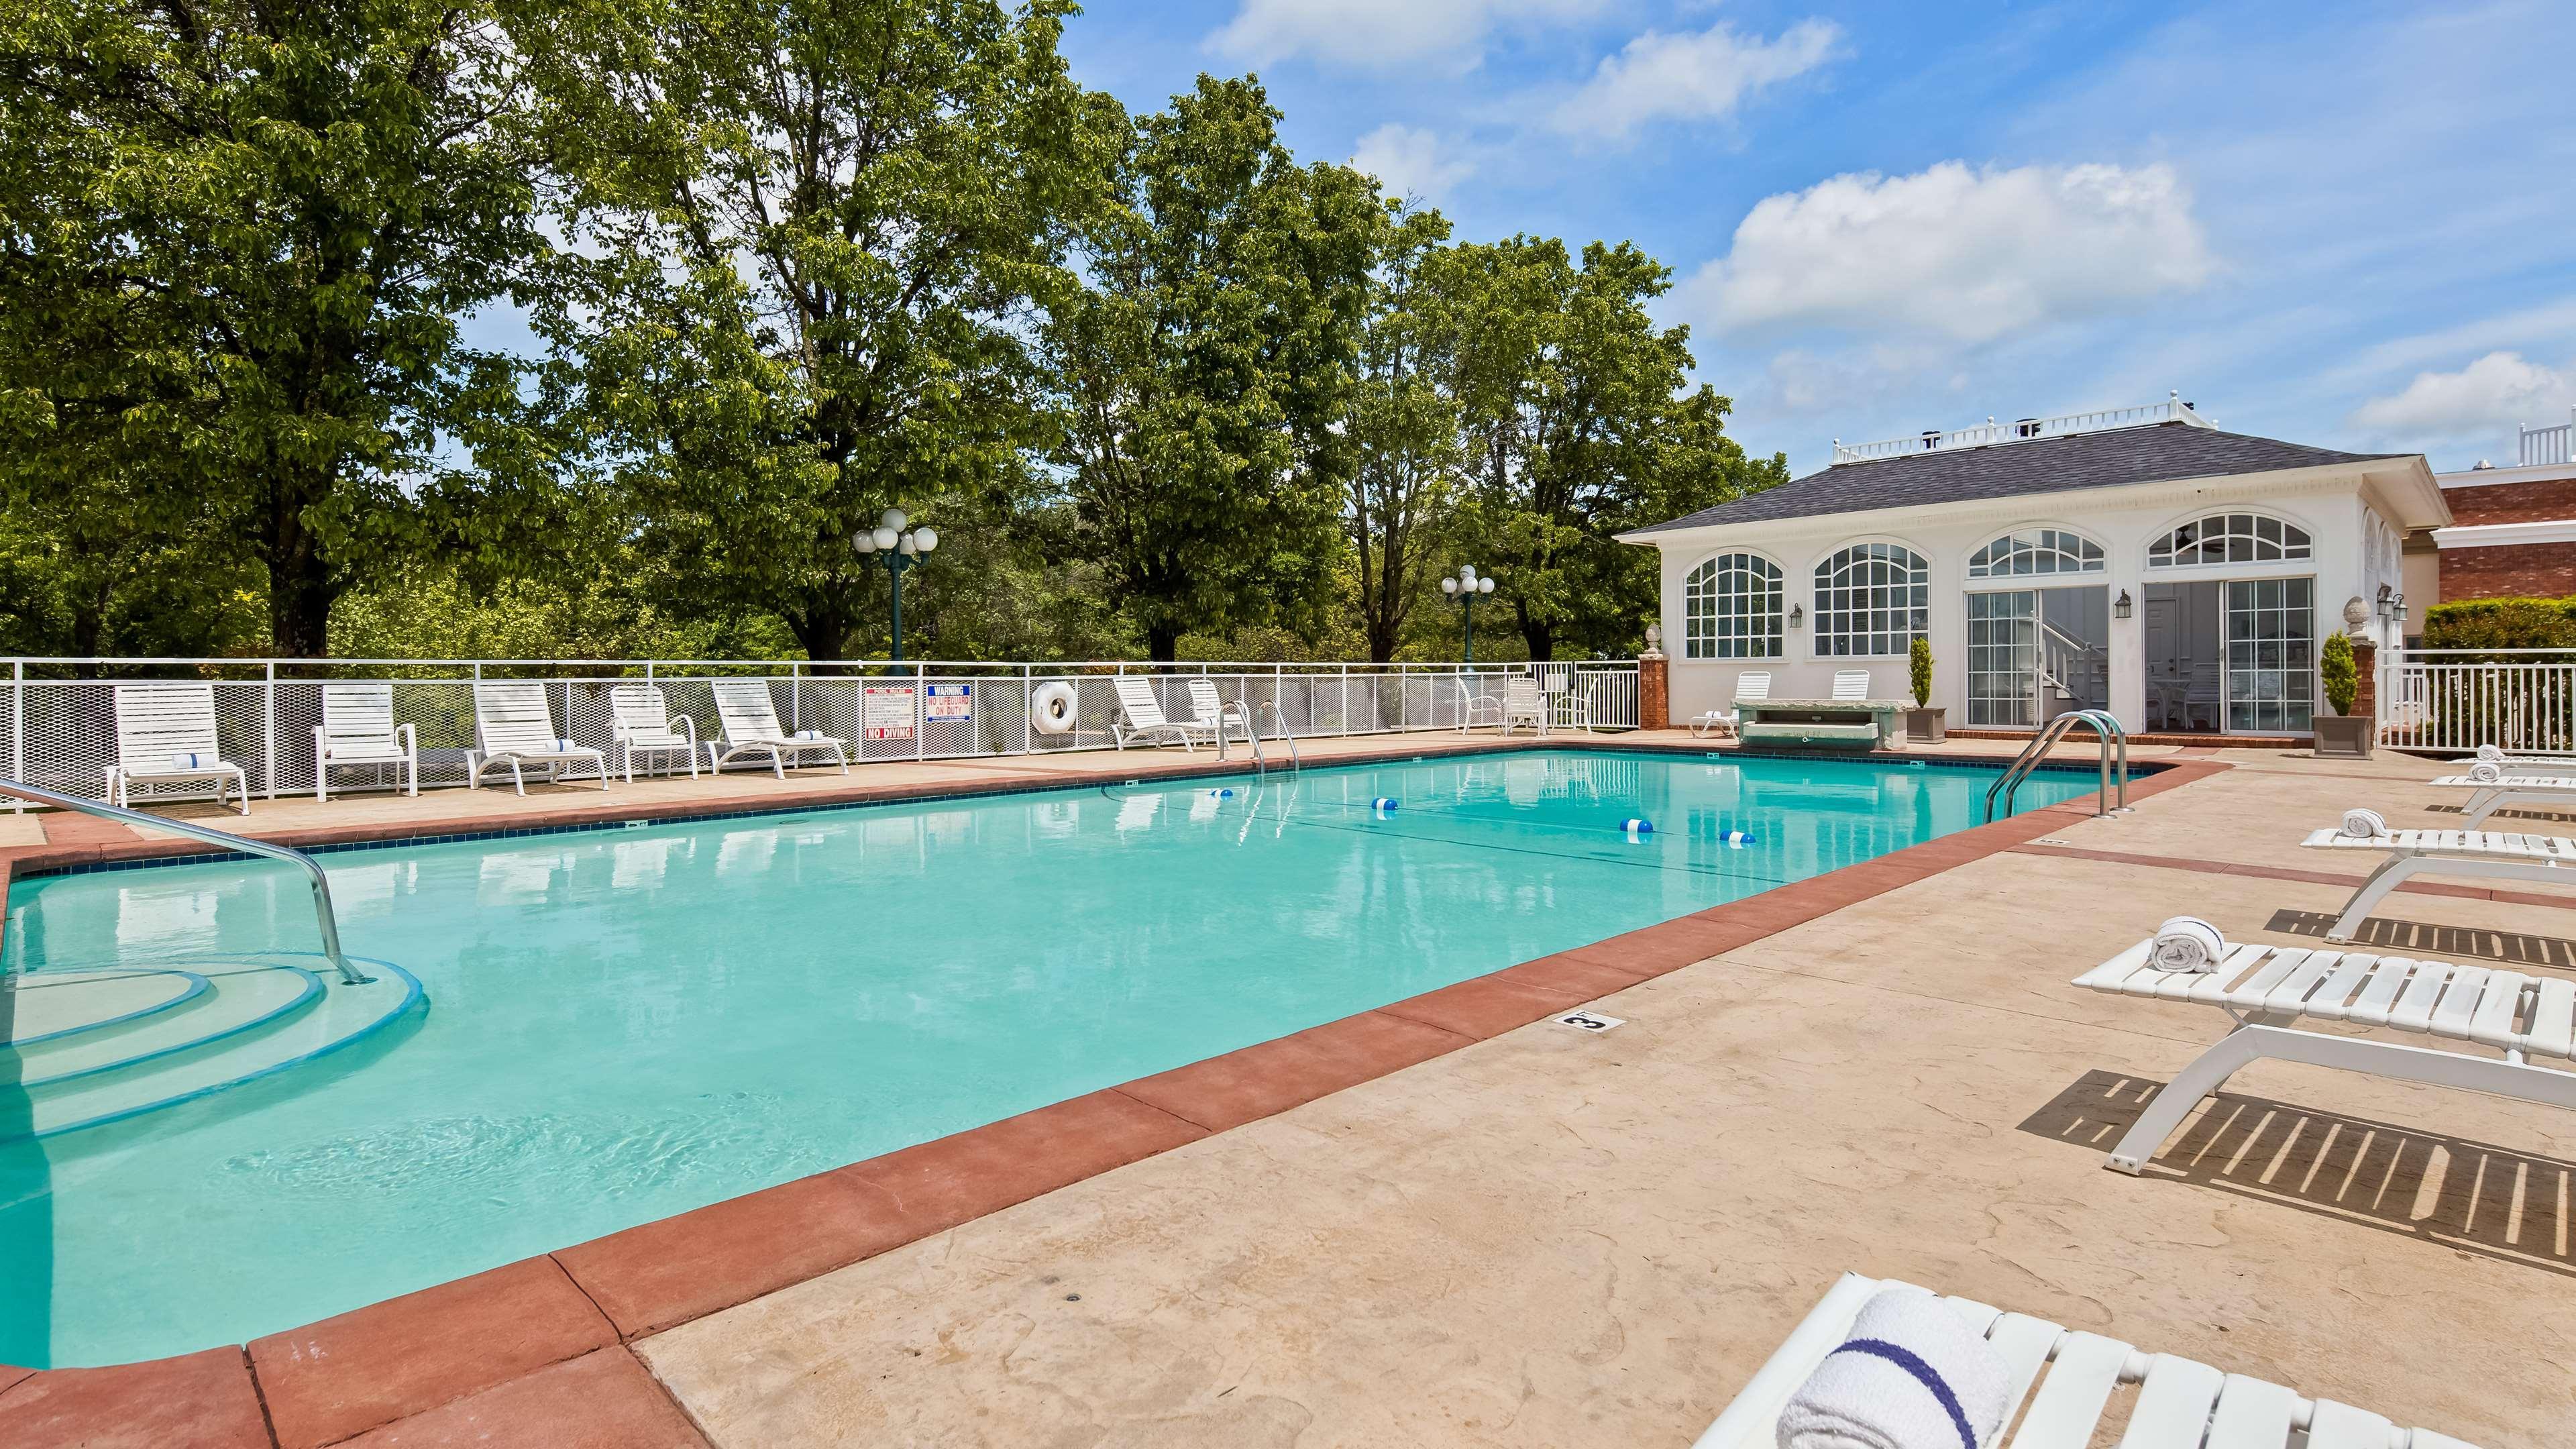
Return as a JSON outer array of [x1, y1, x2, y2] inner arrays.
[[5, 735, 2575, 1444]]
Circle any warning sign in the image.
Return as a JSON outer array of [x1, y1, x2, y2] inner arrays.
[[863, 685, 916, 741], [924, 682, 972, 722]]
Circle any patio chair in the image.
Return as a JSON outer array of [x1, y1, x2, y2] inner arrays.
[[1691, 670, 1770, 738], [1696, 1271, 2483, 1448], [707, 678, 849, 777], [107, 683, 250, 814], [1184, 678, 1253, 751], [1456, 673, 1506, 733], [2447, 744, 2576, 777], [1499, 677, 1548, 736], [1830, 668, 1870, 701], [609, 684, 700, 784], [466, 681, 608, 795], [2430, 769, 2576, 824], [313, 682, 417, 802], [2073, 931, 2573, 1177], [2301, 823, 2576, 941], [2183, 661, 2222, 731], [1112, 676, 1218, 751]]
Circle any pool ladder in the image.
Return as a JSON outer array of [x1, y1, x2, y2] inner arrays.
[[1984, 709, 2127, 822], [0, 774, 373, 984]]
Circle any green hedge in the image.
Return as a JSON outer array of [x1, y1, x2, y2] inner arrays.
[[2420, 597, 2576, 653]]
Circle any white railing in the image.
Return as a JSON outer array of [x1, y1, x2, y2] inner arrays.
[[2377, 649, 2576, 754], [2521, 410, 2575, 468], [2, 655, 1639, 804], [1831, 392, 2209, 464]]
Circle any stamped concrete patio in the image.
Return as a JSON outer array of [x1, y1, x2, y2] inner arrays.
[[4, 736, 2573, 1445]]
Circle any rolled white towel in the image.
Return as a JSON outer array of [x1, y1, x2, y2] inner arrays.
[[1777, 1289, 2012, 1449], [2339, 807, 2387, 840], [2477, 743, 2506, 762], [2468, 760, 2504, 784], [2149, 915, 2228, 973]]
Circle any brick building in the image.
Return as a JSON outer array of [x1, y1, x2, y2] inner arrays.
[[2426, 417, 2576, 607]]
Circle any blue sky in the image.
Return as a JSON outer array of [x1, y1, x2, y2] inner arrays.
[[1063, 0, 2576, 476]]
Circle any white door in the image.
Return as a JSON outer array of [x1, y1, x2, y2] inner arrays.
[[2224, 577, 2315, 733]]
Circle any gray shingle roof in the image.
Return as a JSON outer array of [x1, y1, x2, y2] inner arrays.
[[1631, 422, 2408, 534]]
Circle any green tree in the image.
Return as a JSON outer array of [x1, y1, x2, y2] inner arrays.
[[1346, 201, 1462, 663], [0, 0, 549, 655], [1444, 236, 1784, 659], [1042, 76, 1379, 661], [518, 0, 1108, 663]]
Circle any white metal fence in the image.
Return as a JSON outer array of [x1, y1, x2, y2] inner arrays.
[[2378, 649, 2576, 754], [3, 656, 1640, 802], [2520, 410, 2573, 468]]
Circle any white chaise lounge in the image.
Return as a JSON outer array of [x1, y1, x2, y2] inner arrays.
[[107, 683, 249, 814], [2302, 826, 2576, 941], [467, 681, 608, 794], [1831, 668, 1870, 701], [707, 678, 849, 776], [2074, 935, 2574, 1175], [1696, 1271, 2481, 1449], [2431, 771, 2576, 824], [610, 684, 699, 783], [1690, 670, 1770, 739], [1111, 676, 1218, 751], [2449, 747, 2576, 777], [313, 682, 417, 802]]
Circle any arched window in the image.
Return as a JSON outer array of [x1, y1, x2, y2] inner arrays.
[[1683, 553, 1783, 659], [1967, 528, 2105, 578], [1813, 543, 1929, 657], [2148, 513, 2312, 568]]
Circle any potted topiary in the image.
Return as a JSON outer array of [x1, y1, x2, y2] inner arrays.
[[2314, 631, 2372, 757], [1904, 635, 1945, 743]]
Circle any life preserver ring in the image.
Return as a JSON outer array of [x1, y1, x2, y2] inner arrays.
[[1032, 681, 1079, 735]]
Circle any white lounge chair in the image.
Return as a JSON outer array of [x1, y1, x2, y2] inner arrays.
[[2074, 934, 2574, 1177], [1185, 678, 1256, 751], [2302, 826, 2576, 942], [1500, 677, 1548, 736], [610, 684, 699, 783], [107, 684, 249, 814], [1831, 668, 1870, 701], [1111, 676, 1218, 751], [707, 678, 849, 777], [1690, 669, 1771, 738], [313, 682, 417, 802], [1456, 674, 1505, 733], [2447, 750, 2576, 778], [1696, 1271, 2483, 1449], [466, 681, 608, 794], [2431, 771, 2576, 824]]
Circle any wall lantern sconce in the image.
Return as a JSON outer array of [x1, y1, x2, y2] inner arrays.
[[1788, 604, 1805, 629], [2113, 589, 2133, 621], [2392, 592, 2408, 625]]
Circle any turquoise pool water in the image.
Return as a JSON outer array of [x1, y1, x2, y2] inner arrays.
[[0, 749, 2091, 1365]]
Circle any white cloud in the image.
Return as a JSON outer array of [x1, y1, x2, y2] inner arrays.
[[1688, 161, 2214, 344], [2350, 351, 2573, 441], [1212, 0, 1601, 72], [1348, 124, 1477, 203], [1552, 19, 1843, 139]]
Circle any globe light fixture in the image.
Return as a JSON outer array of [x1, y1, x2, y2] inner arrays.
[[1443, 565, 1495, 662], [855, 508, 941, 660]]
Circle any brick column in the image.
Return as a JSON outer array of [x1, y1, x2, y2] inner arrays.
[[2351, 639, 2376, 720], [1638, 650, 1669, 731]]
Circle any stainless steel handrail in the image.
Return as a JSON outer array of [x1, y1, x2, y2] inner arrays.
[[0, 777, 373, 984], [1260, 700, 1301, 771], [1218, 701, 1265, 773], [1984, 708, 2128, 822]]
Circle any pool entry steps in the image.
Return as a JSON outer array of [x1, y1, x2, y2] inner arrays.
[[1, 775, 426, 1140]]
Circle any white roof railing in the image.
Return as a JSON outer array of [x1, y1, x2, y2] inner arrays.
[[1831, 391, 2211, 465], [2520, 409, 2575, 468]]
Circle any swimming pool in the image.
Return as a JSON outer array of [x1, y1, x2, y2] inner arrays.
[[0, 749, 2092, 1365]]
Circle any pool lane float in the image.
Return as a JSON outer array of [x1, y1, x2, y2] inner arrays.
[[1622, 818, 1655, 837], [1031, 681, 1079, 735], [1210, 788, 1234, 798], [1723, 828, 1759, 847], [1372, 797, 1400, 812]]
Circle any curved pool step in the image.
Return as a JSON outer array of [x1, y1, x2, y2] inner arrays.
[[4, 968, 211, 1048], [11, 963, 323, 1087], [2, 956, 423, 1142]]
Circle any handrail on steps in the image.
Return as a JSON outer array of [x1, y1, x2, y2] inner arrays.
[[0, 776, 373, 985], [1259, 700, 1301, 772], [1984, 708, 2127, 822]]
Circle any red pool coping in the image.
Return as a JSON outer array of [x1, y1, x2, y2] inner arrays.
[[0, 749, 2228, 1447]]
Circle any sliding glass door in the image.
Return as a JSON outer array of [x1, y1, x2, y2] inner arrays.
[[1966, 591, 2039, 727], [2224, 577, 2314, 733]]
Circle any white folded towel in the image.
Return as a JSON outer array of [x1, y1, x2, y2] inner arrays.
[[2467, 760, 2504, 784], [2339, 807, 2387, 840], [2149, 915, 2228, 973], [168, 751, 211, 771], [1777, 1289, 2012, 1449], [2477, 743, 2506, 762]]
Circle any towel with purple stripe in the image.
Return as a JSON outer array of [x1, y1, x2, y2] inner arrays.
[[1776, 1287, 2012, 1449]]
